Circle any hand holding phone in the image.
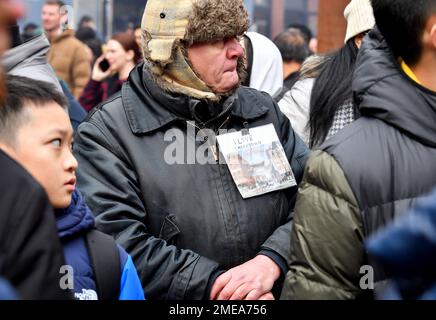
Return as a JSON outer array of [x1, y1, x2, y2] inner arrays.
[[99, 58, 110, 72], [92, 55, 112, 82]]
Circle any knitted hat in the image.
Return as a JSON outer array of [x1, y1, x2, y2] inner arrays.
[[141, 0, 249, 100], [344, 0, 375, 44]]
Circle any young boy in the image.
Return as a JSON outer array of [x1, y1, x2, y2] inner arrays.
[[0, 75, 144, 300], [0, 144, 70, 300]]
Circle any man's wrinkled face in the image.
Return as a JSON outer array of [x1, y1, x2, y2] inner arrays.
[[187, 36, 245, 93], [3, 103, 78, 209], [42, 4, 61, 32]]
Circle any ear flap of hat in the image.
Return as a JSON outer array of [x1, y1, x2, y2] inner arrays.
[[141, 0, 193, 64], [146, 38, 179, 63]]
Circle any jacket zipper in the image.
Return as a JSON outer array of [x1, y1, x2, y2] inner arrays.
[[186, 116, 231, 163]]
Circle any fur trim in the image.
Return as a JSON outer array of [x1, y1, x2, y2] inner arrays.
[[146, 49, 247, 101], [140, 0, 249, 101], [185, 0, 250, 46]]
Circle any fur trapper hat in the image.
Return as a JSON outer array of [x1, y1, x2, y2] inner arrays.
[[140, 0, 249, 100]]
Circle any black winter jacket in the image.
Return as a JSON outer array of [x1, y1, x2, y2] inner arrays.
[[281, 28, 436, 300], [0, 150, 71, 300], [74, 63, 310, 300]]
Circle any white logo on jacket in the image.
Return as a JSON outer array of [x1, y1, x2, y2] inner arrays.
[[75, 289, 98, 300]]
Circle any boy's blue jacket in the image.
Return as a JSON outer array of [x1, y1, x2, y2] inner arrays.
[[366, 188, 436, 300], [56, 190, 144, 300]]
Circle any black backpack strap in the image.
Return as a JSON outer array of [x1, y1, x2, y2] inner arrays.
[[85, 229, 121, 300]]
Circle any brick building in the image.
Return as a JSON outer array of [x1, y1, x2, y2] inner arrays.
[[317, 0, 349, 53]]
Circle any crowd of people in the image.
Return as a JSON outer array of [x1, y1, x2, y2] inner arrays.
[[0, 0, 436, 301]]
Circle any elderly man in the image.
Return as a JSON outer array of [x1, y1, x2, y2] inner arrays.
[[74, 0, 309, 300]]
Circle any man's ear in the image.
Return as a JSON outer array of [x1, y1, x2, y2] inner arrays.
[[354, 33, 365, 49], [424, 16, 436, 50], [430, 23, 436, 50]]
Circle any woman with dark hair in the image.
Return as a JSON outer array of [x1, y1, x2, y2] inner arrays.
[[309, 0, 374, 148], [279, 0, 375, 148], [79, 32, 141, 112], [308, 39, 360, 148]]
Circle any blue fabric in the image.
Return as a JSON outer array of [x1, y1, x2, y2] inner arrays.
[[57, 190, 95, 239], [57, 190, 97, 299], [57, 190, 144, 300], [118, 253, 145, 300], [63, 236, 98, 299], [0, 278, 18, 300], [366, 188, 436, 300], [59, 80, 87, 131]]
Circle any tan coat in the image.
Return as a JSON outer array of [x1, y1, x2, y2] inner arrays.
[[48, 29, 90, 98]]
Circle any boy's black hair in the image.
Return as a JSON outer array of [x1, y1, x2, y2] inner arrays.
[[274, 28, 310, 64], [372, 0, 436, 65], [0, 76, 67, 145]]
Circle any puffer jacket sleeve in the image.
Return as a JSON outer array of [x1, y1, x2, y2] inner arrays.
[[281, 150, 365, 300], [3, 182, 71, 300], [260, 97, 310, 271], [74, 120, 222, 300]]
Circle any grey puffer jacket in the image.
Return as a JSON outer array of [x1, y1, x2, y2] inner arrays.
[[281, 28, 436, 300], [74, 63, 309, 300]]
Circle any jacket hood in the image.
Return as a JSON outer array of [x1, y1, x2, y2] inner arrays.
[[2, 34, 63, 94], [245, 32, 283, 98], [353, 28, 436, 147], [56, 190, 95, 239]]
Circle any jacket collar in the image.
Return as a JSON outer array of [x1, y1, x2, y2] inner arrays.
[[56, 190, 95, 240], [353, 28, 436, 147], [51, 29, 75, 44], [122, 63, 269, 135]]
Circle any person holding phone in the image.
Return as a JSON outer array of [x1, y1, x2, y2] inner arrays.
[[79, 32, 140, 112]]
